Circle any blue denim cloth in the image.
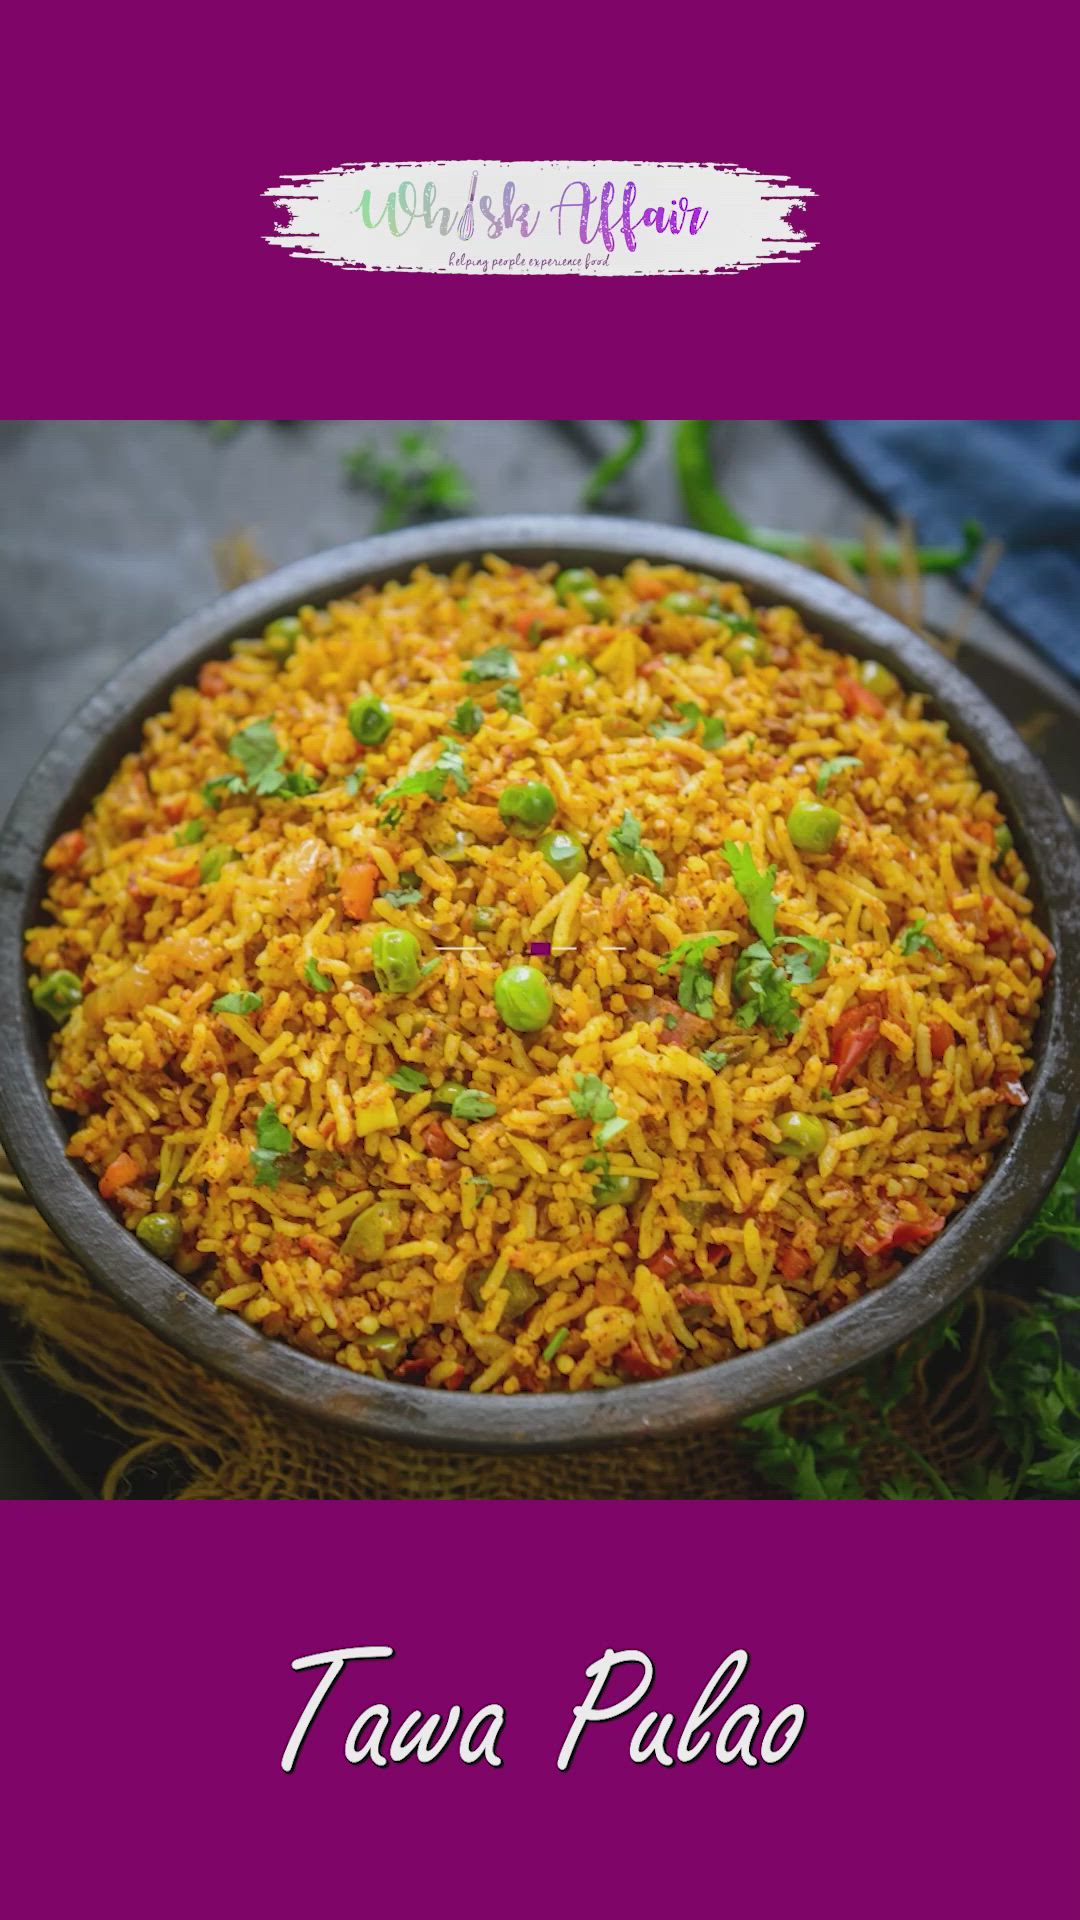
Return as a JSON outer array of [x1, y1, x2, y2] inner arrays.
[[822, 422, 1080, 682]]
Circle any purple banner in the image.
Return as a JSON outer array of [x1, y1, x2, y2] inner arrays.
[[1, 1504, 1075, 1912], [5, 3, 1079, 417]]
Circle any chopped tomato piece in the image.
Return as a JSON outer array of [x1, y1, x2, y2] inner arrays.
[[647, 1244, 681, 1281], [776, 1241, 811, 1281], [44, 829, 86, 871], [395, 1356, 430, 1381], [442, 1366, 466, 1391], [674, 1283, 713, 1308], [340, 860, 379, 920], [161, 795, 189, 825], [618, 1340, 667, 1381], [830, 1000, 884, 1088], [837, 675, 884, 719], [856, 1205, 945, 1259], [99, 1151, 139, 1199]]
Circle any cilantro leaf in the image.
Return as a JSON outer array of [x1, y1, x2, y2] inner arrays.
[[279, 767, 320, 797], [657, 932, 722, 1018], [174, 818, 207, 845], [775, 934, 830, 983], [731, 935, 829, 1037], [199, 845, 239, 884], [388, 1064, 428, 1093], [702, 1047, 728, 1071], [732, 942, 799, 1038], [649, 701, 701, 740], [1011, 1134, 1080, 1258], [229, 717, 287, 794], [462, 644, 518, 683], [381, 871, 423, 908], [452, 698, 484, 737], [202, 773, 246, 808], [450, 1090, 497, 1121], [816, 755, 860, 796], [721, 842, 778, 946], [212, 991, 262, 1015], [571, 1075, 628, 1162], [649, 701, 726, 747], [570, 1073, 618, 1125], [378, 738, 468, 811], [897, 917, 940, 958], [496, 684, 523, 715], [304, 957, 332, 992], [342, 430, 472, 530], [608, 810, 664, 885], [250, 1102, 294, 1186]]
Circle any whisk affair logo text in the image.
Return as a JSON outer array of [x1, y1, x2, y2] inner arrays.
[[263, 161, 816, 277]]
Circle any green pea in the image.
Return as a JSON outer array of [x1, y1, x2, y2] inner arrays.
[[498, 781, 556, 835], [348, 696, 393, 746], [31, 969, 83, 1025], [554, 567, 596, 602], [431, 1081, 467, 1111], [593, 1173, 641, 1209], [787, 797, 842, 855], [472, 905, 497, 932], [994, 824, 1014, 857], [723, 632, 768, 674], [263, 616, 301, 663], [661, 591, 705, 616], [493, 964, 553, 1033], [538, 828, 586, 881], [135, 1212, 182, 1261], [773, 1111, 828, 1159], [343, 1199, 401, 1260], [467, 1266, 539, 1324], [576, 586, 611, 622], [361, 1327, 405, 1366], [371, 926, 423, 994], [539, 652, 596, 678], [859, 658, 899, 699]]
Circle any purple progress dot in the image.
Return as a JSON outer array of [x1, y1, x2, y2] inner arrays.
[[527, 941, 552, 957]]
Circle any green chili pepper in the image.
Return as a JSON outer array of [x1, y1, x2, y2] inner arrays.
[[31, 969, 83, 1025]]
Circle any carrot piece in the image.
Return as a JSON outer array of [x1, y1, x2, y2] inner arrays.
[[929, 1019, 953, 1060], [198, 661, 228, 696], [99, 1151, 139, 1199], [340, 860, 379, 920]]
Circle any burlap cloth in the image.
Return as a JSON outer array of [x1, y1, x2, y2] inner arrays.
[[0, 1157, 1015, 1499]]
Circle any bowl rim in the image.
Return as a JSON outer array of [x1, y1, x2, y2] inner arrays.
[[2, 513, 1079, 1454]]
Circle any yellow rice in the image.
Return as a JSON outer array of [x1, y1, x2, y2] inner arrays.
[[24, 556, 1052, 1393]]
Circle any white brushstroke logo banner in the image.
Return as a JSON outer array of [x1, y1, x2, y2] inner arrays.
[[264, 161, 815, 276]]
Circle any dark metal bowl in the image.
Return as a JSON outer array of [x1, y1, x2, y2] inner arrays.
[[2, 516, 1079, 1452]]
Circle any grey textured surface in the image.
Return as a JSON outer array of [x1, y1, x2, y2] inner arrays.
[[1, 419, 1075, 1494], [4, 420, 1076, 821]]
